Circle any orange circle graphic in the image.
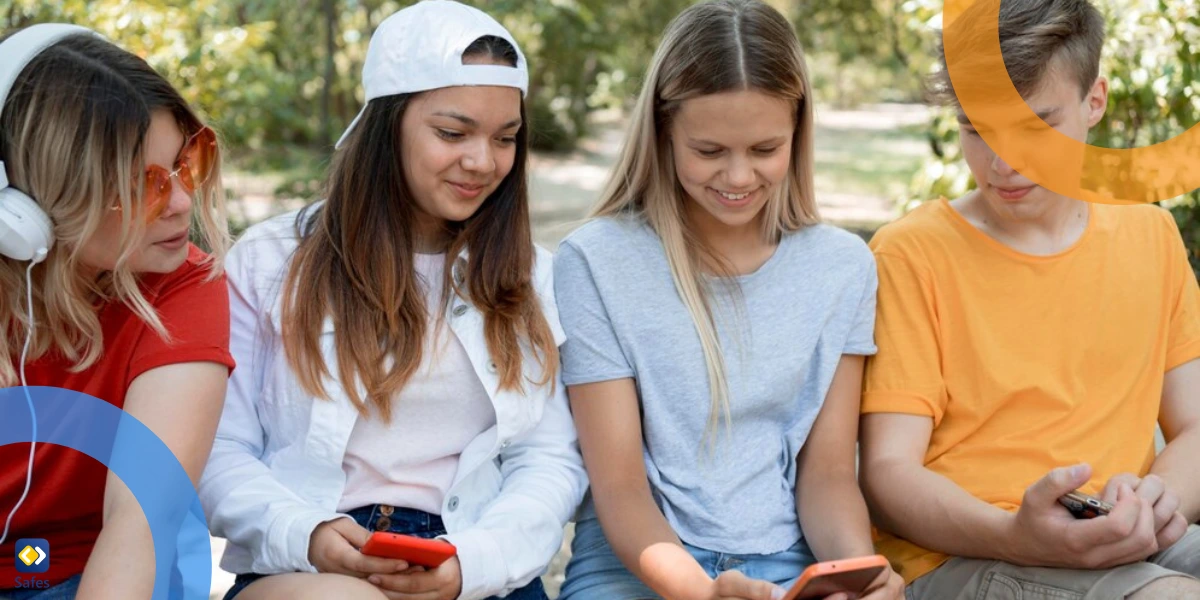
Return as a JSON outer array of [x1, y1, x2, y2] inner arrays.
[[943, 0, 1200, 205]]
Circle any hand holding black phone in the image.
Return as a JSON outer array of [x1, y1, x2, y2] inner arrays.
[[1058, 490, 1113, 519]]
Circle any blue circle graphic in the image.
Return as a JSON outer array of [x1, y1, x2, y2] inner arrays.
[[0, 386, 210, 600]]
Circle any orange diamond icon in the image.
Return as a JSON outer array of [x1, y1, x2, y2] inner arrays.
[[17, 545, 38, 567]]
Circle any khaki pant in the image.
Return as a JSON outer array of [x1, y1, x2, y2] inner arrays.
[[907, 526, 1200, 600]]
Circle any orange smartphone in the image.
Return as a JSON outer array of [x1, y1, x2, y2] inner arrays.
[[782, 555, 889, 600], [361, 532, 457, 568]]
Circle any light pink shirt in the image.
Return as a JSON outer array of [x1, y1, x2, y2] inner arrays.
[[338, 253, 496, 514]]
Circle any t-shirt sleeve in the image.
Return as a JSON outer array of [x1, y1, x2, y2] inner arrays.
[[844, 253, 880, 356], [534, 248, 568, 347], [553, 241, 635, 386], [861, 250, 947, 424], [126, 260, 235, 385], [1162, 210, 1200, 371]]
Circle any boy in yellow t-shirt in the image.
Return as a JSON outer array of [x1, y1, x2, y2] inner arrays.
[[860, 1, 1200, 598]]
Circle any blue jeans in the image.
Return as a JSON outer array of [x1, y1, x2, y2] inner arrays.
[[559, 516, 817, 600], [0, 575, 81, 600], [223, 504, 548, 600]]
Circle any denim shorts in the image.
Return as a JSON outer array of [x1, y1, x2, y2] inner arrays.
[[0, 575, 81, 600], [223, 504, 548, 600], [559, 516, 817, 600]]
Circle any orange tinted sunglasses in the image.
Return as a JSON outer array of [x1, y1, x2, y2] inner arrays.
[[121, 126, 218, 220]]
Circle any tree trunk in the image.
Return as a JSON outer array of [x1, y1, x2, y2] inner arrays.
[[323, 0, 337, 146], [886, 0, 910, 69]]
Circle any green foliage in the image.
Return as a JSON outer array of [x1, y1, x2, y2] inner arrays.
[[902, 0, 1200, 276], [6, 0, 342, 149], [9, 0, 1196, 273], [486, 0, 693, 151], [794, 0, 939, 106], [1173, 201, 1200, 274], [4, 0, 692, 153]]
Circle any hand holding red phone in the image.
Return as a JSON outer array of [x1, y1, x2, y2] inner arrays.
[[1100, 473, 1188, 550], [307, 518, 410, 577], [359, 532, 461, 600], [367, 555, 462, 600], [782, 555, 898, 600]]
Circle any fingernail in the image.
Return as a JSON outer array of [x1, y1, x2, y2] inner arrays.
[[368, 576, 380, 585], [1071, 464, 1088, 478], [772, 586, 786, 600]]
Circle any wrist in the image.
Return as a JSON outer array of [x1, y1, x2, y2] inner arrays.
[[835, 538, 879, 560], [991, 511, 1026, 564], [674, 575, 716, 600]]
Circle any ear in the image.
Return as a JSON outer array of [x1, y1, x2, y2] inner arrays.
[[1085, 76, 1109, 128]]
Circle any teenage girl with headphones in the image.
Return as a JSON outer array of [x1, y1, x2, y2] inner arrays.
[[0, 24, 234, 600]]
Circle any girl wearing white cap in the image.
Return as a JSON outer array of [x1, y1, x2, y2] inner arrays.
[[553, 1, 904, 599], [199, 2, 586, 600]]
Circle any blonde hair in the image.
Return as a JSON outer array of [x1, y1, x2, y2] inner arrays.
[[0, 32, 229, 385], [591, 0, 818, 442]]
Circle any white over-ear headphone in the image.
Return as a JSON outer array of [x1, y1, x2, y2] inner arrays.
[[0, 23, 101, 264], [0, 22, 103, 549]]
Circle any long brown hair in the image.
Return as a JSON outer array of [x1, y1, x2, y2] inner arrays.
[[0, 31, 229, 385], [590, 0, 817, 441], [281, 36, 557, 420]]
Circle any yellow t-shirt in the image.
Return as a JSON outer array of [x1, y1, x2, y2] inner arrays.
[[863, 199, 1200, 583]]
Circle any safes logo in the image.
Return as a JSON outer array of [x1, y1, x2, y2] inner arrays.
[[14, 538, 49, 573]]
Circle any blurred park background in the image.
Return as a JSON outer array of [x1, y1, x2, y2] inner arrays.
[[4, 0, 1198, 597], [6, 0, 1198, 274]]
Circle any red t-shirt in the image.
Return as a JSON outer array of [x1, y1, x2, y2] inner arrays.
[[1, 244, 234, 587]]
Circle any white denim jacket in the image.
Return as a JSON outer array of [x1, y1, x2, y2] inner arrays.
[[198, 208, 587, 600]]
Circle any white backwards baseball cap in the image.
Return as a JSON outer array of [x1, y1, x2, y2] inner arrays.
[[335, 0, 528, 149]]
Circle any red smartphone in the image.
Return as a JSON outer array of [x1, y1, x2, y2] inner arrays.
[[782, 555, 890, 600], [361, 532, 457, 568]]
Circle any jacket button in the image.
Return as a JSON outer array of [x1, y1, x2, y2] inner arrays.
[[500, 440, 511, 449], [375, 516, 392, 531], [452, 304, 468, 317], [487, 361, 497, 373], [379, 505, 394, 516], [447, 496, 460, 512]]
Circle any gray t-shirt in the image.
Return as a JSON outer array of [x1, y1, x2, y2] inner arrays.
[[554, 215, 878, 554]]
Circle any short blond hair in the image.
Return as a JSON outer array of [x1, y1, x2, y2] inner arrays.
[[928, 0, 1105, 106]]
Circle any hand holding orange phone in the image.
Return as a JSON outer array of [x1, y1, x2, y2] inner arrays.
[[781, 555, 890, 600], [361, 532, 457, 568]]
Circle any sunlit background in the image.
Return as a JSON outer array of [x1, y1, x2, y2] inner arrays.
[[5, 1, 1198, 596]]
